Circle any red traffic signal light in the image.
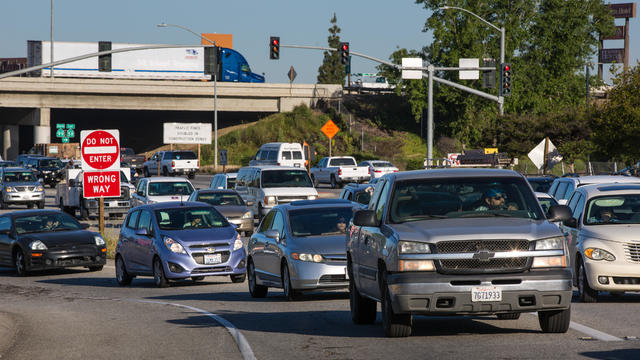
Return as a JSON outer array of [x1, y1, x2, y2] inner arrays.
[[500, 63, 512, 97], [339, 42, 349, 65], [269, 36, 280, 60]]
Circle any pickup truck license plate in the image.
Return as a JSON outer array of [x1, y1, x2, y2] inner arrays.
[[204, 253, 222, 265], [471, 286, 502, 302]]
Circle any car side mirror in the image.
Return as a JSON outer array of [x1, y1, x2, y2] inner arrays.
[[264, 229, 280, 241], [562, 217, 578, 228], [353, 209, 379, 227], [135, 228, 151, 236], [79, 223, 90, 229], [548, 205, 572, 223], [246, 201, 254, 207]]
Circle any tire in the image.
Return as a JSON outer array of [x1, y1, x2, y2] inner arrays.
[[80, 203, 89, 220], [1, 198, 8, 210], [115, 255, 132, 286], [330, 175, 337, 189], [37, 201, 45, 209], [311, 175, 318, 187], [578, 260, 598, 303], [26, 203, 34, 209], [257, 204, 264, 223], [381, 275, 412, 337], [538, 307, 571, 333], [349, 269, 377, 324], [248, 259, 268, 298], [88, 265, 103, 272], [144, 167, 150, 178], [14, 249, 29, 277], [282, 263, 299, 301], [497, 313, 521, 320], [231, 273, 246, 283], [162, 167, 169, 177], [153, 257, 169, 288], [188, 172, 195, 179]]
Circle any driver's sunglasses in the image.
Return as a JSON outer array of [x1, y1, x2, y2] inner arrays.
[[491, 194, 504, 200]]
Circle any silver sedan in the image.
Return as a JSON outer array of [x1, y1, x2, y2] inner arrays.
[[247, 199, 354, 300]]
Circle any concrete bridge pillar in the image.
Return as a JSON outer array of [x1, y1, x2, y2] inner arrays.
[[33, 107, 51, 144], [3, 125, 18, 161]]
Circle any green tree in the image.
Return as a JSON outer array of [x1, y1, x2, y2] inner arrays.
[[317, 13, 346, 84], [590, 63, 640, 163]]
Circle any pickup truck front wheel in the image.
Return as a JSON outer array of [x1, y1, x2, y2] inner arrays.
[[349, 274, 377, 324], [538, 307, 571, 333], [381, 276, 412, 337]]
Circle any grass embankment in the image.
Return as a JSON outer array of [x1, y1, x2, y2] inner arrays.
[[203, 105, 428, 170], [102, 228, 120, 259]]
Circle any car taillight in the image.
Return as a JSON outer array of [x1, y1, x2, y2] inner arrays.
[[171, 161, 175, 168], [368, 168, 371, 174], [375, 170, 382, 173], [277, 162, 280, 166], [338, 168, 342, 176], [196, 160, 199, 167], [393, 170, 398, 172]]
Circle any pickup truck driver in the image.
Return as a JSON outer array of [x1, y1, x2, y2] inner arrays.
[[475, 188, 518, 211]]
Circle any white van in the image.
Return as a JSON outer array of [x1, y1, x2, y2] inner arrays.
[[248, 143, 305, 168], [235, 166, 318, 219]]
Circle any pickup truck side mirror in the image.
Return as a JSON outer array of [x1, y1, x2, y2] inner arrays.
[[353, 209, 378, 227], [562, 217, 578, 228], [137, 190, 144, 196], [548, 205, 572, 223]]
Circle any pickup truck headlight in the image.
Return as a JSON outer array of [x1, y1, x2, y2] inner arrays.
[[532, 237, 567, 268], [292, 253, 324, 263], [241, 211, 252, 219], [399, 241, 431, 254], [585, 248, 616, 261], [163, 236, 187, 254], [5, 186, 16, 193], [307, 195, 317, 200]]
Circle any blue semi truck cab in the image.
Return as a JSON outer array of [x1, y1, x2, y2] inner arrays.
[[219, 48, 265, 83]]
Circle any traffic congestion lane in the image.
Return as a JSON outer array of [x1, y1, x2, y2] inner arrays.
[[2, 264, 640, 359]]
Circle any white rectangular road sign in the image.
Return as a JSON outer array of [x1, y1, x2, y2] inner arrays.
[[163, 123, 212, 144], [402, 58, 423, 80], [459, 58, 479, 80], [80, 129, 120, 171]]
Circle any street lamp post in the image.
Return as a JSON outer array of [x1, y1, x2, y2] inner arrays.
[[157, 23, 219, 169], [50, 0, 54, 78], [439, 6, 505, 116]]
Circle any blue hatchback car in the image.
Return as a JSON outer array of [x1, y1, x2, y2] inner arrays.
[[115, 202, 246, 287]]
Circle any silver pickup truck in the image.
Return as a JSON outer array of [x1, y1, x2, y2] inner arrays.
[[347, 169, 573, 337]]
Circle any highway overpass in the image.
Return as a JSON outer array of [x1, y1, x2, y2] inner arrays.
[[0, 77, 342, 159]]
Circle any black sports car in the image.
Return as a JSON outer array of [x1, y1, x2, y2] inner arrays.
[[0, 210, 106, 276]]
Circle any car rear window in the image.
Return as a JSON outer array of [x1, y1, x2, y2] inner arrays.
[[329, 158, 356, 166], [197, 193, 245, 206], [169, 151, 197, 160], [148, 181, 194, 196]]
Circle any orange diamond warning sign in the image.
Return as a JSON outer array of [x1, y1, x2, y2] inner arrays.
[[321, 119, 340, 139]]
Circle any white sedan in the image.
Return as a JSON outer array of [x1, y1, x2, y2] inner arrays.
[[358, 160, 398, 179]]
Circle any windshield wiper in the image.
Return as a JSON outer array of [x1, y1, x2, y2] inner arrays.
[[399, 215, 448, 222], [459, 212, 514, 218]]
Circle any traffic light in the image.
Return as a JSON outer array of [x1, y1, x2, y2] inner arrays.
[[339, 42, 349, 65], [98, 41, 111, 72], [500, 63, 512, 97], [269, 36, 280, 60]]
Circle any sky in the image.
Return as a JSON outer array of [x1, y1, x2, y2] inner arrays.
[[1, 0, 638, 85]]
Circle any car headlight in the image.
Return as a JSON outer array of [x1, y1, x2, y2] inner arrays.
[[307, 195, 317, 200], [94, 235, 105, 246], [233, 233, 244, 251], [535, 237, 565, 250], [163, 236, 187, 254], [399, 241, 431, 254], [292, 253, 324, 263], [30, 240, 48, 250], [241, 211, 252, 219], [264, 196, 276, 206], [5, 186, 15, 193], [585, 248, 616, 261], [34, 185, 44, 192]]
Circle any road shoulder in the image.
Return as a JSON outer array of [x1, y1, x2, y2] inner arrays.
[[0, 311, 18, 357]]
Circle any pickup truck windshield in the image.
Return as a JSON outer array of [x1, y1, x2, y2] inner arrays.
[[121, 148, 135, 156], [289, 207, 354, 236], [261, 170, 313, 188], [148, 181, 194, 196], [389, 177, 544, 223], [38, 159, 63, 168], [155, 207, 229, 230], [329, 158, 356, 166]]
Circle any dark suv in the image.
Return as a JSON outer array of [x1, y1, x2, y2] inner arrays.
[[347, 169, 573, 337], [25, 157, 64, 188]]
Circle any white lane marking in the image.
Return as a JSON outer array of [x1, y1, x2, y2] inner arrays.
[[135, 299, 257, 360], [570, 321, 623, 341]]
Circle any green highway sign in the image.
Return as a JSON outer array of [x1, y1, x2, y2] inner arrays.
[[55, 124, 77, 139], [56, 129, 65, 138], [56, 123, 65, 129], [66, 124, 75, 130], [66, 129, 75, 138], [61, 137, 70, 143]]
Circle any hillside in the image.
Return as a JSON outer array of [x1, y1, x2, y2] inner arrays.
[[200, 105, 428, 170]]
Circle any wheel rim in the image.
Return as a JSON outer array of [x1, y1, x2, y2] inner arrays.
[[15, 252, 24, 274]]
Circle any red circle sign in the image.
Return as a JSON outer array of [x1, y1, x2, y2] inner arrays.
[[81, 130, 119, 170]]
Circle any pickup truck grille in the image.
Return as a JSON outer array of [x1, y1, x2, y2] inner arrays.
[[436, 240, 531, 274], [277, 196, 307, 204]]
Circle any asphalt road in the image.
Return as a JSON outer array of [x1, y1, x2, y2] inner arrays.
[[2, 175, 640, 359]]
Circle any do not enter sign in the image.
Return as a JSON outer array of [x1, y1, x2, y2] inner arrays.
[[81, 130, 120, 171]]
